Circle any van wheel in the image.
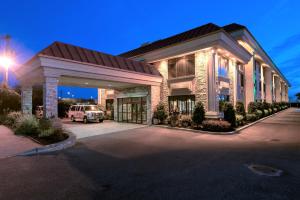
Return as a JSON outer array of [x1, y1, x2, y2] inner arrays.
[[99, 119, 104, 123], [83, 117, 88, 124], [71, 116, 75, 122]]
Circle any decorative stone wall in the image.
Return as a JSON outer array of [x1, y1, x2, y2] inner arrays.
[[147, 85, 160, 125], [195, 51, 209, 110], [43, 77, 58, 118], [21, 86, 33, 115]]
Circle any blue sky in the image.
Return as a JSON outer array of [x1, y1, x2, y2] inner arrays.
[[0, 0, 299, 101]]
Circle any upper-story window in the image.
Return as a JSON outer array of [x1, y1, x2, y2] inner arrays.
[[218, 57, 229, 78], [168, 54, 195, 79]]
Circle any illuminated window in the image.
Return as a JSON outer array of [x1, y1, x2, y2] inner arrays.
[[168, 54, 195, 79], [218, 57, 229, 78]]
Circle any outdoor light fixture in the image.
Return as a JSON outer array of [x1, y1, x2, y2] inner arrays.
[[0, 56, 13, 68]]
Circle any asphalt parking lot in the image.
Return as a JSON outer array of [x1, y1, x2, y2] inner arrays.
[[0, 108, 299, 200]]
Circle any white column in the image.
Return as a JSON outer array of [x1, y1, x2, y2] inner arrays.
[[21, 85, 33, 115], [43, 77, 58, 118], [260, 65, 265, 101], [245, 55, 255, 111], [264, 67, 272, 103], [274, 76, 281, 102]]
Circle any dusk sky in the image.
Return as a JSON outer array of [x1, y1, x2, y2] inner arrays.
[[0, 0, 299, 101]]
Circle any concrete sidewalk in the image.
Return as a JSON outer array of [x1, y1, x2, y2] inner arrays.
[[0, 125, 41, 159]]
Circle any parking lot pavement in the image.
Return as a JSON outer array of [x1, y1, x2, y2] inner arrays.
[[62, 119, 148, 139], [0, 108, 299, 200]]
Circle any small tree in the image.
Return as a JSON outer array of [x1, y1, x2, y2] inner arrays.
[[235, 102, 246, 116], [192, 101, 205, 128], [224, 102, 236, 127], [153, 102, 167, 124]]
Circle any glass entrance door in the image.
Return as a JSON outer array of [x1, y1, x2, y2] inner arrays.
[[117, 97, 147, 124]]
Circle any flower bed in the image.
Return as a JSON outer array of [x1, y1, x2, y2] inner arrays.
[[1, 112, 68, 145]]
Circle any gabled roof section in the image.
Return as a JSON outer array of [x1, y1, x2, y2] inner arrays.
[[222, 23, 246, 32], [38, 41, 161, 76], [119, 23, 221, 58]]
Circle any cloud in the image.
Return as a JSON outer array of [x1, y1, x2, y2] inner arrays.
[[270, 33, 300, 56]]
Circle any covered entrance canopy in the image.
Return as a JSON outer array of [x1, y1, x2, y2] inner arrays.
[[17, 42, 162, 124]]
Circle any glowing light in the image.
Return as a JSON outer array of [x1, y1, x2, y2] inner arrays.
[[0, 56, 14, 68]]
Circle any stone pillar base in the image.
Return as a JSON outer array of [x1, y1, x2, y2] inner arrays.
[[21, 86, 33, 115]]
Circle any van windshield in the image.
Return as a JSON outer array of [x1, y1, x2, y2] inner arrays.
[[84, 106, 99, 111]]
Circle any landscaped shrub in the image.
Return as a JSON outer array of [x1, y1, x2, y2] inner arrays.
[[219, 100, 226, 112], [15, 115, 40, 136], [224, 103, 236, 127], [170, 112, 179, 127], [236, 102, 246, 116], [236, 114, 244, 126], [153, 102, 167, 124], [248, 102, 257, 113], [246, 113, 257, 122], [0, 87, 21, 115], [263, 109, 269, 116], [4, 111, 22, 129], [255, 110, 263, 119], [192, 101, 205, 128], [268, 108, 273, 114], [273, 107, 278, 113], [202, 120, 232, 132], [180, 115, 192, 128]]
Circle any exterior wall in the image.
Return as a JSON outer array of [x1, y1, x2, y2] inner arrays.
[[147, 85, 160, 124], [43, 77, 58, 118], [97, 88, 106, 110], [21, 86, 33, 115], [244, 56, 255, 111]]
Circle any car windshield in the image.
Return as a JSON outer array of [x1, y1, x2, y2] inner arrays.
[[84, 106, 99, 111]]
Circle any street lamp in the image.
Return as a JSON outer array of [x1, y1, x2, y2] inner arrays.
[[0, 55, 13, 86]]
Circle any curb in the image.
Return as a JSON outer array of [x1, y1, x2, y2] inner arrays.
[[17, 131, 77, 156], [154, 108, 289, 135]]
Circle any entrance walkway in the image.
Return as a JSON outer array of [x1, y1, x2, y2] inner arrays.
[[0, 126, 41, 159], [62, 120, 148, 139]]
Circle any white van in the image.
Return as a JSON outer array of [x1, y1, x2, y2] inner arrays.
[[68, 105, 104, 123]]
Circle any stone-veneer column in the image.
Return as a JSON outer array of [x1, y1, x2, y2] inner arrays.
[[43, 77, 58, 118], [195, 51, 209, 111], [244, 55, 255, 111], [264, 67, 272, 103], [147, 85, 160, 125], [21, 86, 33, 115], [274, 76, 281, 102], [155, 60, 169, 112]]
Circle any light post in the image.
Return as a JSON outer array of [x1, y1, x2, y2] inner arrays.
[[0, 55, 13, 86]]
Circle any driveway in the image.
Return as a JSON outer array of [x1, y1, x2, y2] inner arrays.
[[62, 119, 147, 139], [0, 126, 41, 159], [0, 108, 299, 200]]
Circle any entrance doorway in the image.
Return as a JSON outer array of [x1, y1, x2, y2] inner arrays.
[[117, 97, 147, 124]]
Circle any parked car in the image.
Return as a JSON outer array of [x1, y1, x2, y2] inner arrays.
[[35, 106, 43, 119], [68, 105, 104, 123]]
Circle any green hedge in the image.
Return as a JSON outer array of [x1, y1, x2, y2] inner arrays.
[[0, 87, 21, 115]]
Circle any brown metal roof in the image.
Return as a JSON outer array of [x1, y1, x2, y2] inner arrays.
[[38, 41, 161, 76], [119, 23, 248, 58], [119, 23, 222, 58]]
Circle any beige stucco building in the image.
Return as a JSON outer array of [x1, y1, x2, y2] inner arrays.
[[18, 23, 290, 124]]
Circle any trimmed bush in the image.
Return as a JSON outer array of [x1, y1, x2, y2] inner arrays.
[[180, 115, 192, 128], [255, 110, 263, 119], [4, 111, 22, 129], [153, 102, 167, 124], [236, 114, 244, 126], [192, 101, 205, 128], [170, 112, 179, 127], [246, 113, 257, 122], [248, 102, 257, 113], [268, 108, 273, 114], [263, 109, 269, 116], [202, 120, 232, 132], [236, 102, 246, 116], [15, 115, 40, 136], [273, 107, 278, 112], [224, 103, 236, 127]]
